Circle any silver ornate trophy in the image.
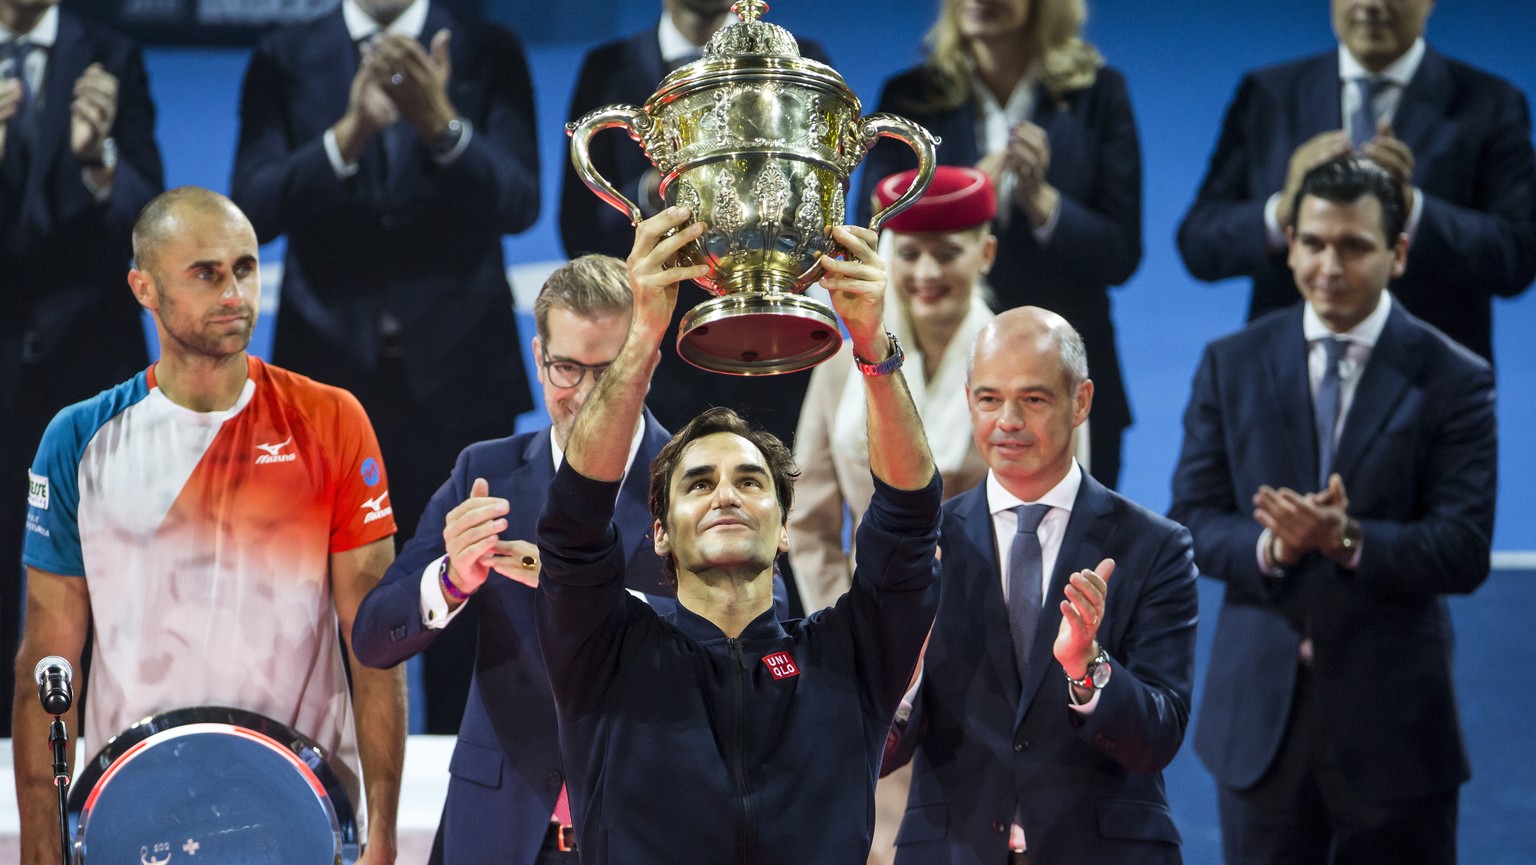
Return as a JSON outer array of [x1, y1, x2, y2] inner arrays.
[[567, 0, 938, 374]]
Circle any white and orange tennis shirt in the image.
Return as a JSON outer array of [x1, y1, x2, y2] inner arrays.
[[23, 356, 396, 801]]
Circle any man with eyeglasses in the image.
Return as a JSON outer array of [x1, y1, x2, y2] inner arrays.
[[351, 255, 671, 865]]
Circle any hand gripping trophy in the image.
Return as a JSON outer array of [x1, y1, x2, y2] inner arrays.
[[568, 0, 938, 374]]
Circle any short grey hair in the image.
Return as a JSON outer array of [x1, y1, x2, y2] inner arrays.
[[965, 307, 1089, 389]]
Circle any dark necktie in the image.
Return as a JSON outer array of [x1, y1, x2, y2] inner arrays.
[[353, 34, 413, 192], [1, 41, 36, 120], [1314, 337, 1350, 488], [2, 41, 38, 178], [1007, 503, 1052, 685], [1350, 77, 1388, 149]]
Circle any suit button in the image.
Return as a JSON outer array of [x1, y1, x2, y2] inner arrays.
[[992, 820, 1007, 833], [547, 771, 563, 789], [1014, 740, 1029, 752], [381, 214, 395, 228]]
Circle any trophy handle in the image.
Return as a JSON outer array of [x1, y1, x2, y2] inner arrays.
[[858, 113, 940, 233], [566, 105, 652, 226]]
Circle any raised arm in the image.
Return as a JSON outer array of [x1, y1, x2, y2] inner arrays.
[[820, 226, 936, 490], [332, 537, 407, 865], [12, 568, 90, 865], [564, 207, 710, 481]]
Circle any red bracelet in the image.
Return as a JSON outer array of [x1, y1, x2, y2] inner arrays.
[[439, 558, 469, 602]]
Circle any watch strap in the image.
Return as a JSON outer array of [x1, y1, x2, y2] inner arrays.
[[853, 332, 904, 376]]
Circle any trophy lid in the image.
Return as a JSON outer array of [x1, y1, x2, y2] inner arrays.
[[703, 0, 801, 61]]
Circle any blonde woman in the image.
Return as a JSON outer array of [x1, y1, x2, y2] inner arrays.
[[857, 0, 1140, 491]]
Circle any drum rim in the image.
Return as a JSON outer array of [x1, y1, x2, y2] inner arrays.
[[67, 705, 359, 862]]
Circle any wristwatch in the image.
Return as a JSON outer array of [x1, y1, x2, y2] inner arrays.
[[1337, 518, 1362, 553], [853, 332, 904, 376], [427, 117, 467, 159], [1065, 648, 1111, 691], [82, 136, 117, 170]]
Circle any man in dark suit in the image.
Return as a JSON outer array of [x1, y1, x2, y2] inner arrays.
[[1177, 0, 1536, 362], [2, 0, 162, 737], [231, 0, 539, 733], [557, 0, 830, 450], [351, 256, 669, 865], [1170, 157, 1495, 864], [885, 306, 1198, 865]]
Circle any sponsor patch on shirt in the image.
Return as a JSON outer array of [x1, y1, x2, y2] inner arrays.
[[762, 651, 799, 680], [360, 491, 393, 524], [254, 436, 297, 465], [360, 457, 382, 487], [27, 471, 49, 510]]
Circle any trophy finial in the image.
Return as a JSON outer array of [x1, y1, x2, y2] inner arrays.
[[732, 0, 768, 23]]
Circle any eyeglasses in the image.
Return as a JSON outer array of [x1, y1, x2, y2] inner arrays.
[[541, 347, 613, 389]]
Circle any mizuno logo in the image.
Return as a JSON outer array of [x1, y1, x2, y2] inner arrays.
[[361, 492, 394, 524], [255, 436, 297, 464]]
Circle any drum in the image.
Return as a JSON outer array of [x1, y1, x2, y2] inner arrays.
[[68, 706, 359, 864]]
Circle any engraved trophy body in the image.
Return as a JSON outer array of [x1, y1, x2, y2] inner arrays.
[[567, 0, 938, 374]]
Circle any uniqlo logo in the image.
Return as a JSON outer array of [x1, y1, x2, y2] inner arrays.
[[762, 651, 799, 680]]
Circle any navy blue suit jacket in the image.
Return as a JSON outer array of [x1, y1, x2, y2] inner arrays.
[[230, 3, 535, 415], [856, 66, 1141, 439], [1169, 302, 1495, 801], [351, 414, 671, 865], [2, 9, 161, 411], [1177, 48, 1536, 361], [889, 472, 1197, 865], [556, 24, 830, 446]]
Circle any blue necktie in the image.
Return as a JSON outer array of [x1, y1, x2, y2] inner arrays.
[[1007, 504, 1052, 685], [1350, 77, 1387, 149], [1314, 337, 1350, 488]]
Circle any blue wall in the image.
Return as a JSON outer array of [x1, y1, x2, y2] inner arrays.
[[144, 0, 1536, 551]]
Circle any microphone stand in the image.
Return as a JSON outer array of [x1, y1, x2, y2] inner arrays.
[[49, 715, 71, 864]]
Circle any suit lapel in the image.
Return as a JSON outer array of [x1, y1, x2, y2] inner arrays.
[[1296, 53, 1344, 140], [1390, 47, 1451, 181], [615, 413, 669, 586], [23, 13, 88, 216], [1016, 474, 1115, 722], [511, 429, 557, 530], [949, 486, 1023, 710], [634, 24, 668, 84], [1333, 304, 1415, 482], [1261, 309, 1318, 488]]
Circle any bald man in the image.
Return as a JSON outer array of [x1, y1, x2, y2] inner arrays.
[[13, 187, 406, 864], [883, 308, 1199, 865]]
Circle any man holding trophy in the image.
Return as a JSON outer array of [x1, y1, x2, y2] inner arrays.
[[532, 203, 941, 863]]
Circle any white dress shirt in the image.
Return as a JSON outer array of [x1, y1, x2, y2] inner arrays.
[[323, 0, 473, 177], [971, 71, 1060, 240], [1262, 38, 1426, 251]]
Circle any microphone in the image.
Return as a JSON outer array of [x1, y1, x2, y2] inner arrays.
[[34, 656, 73, 716]]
